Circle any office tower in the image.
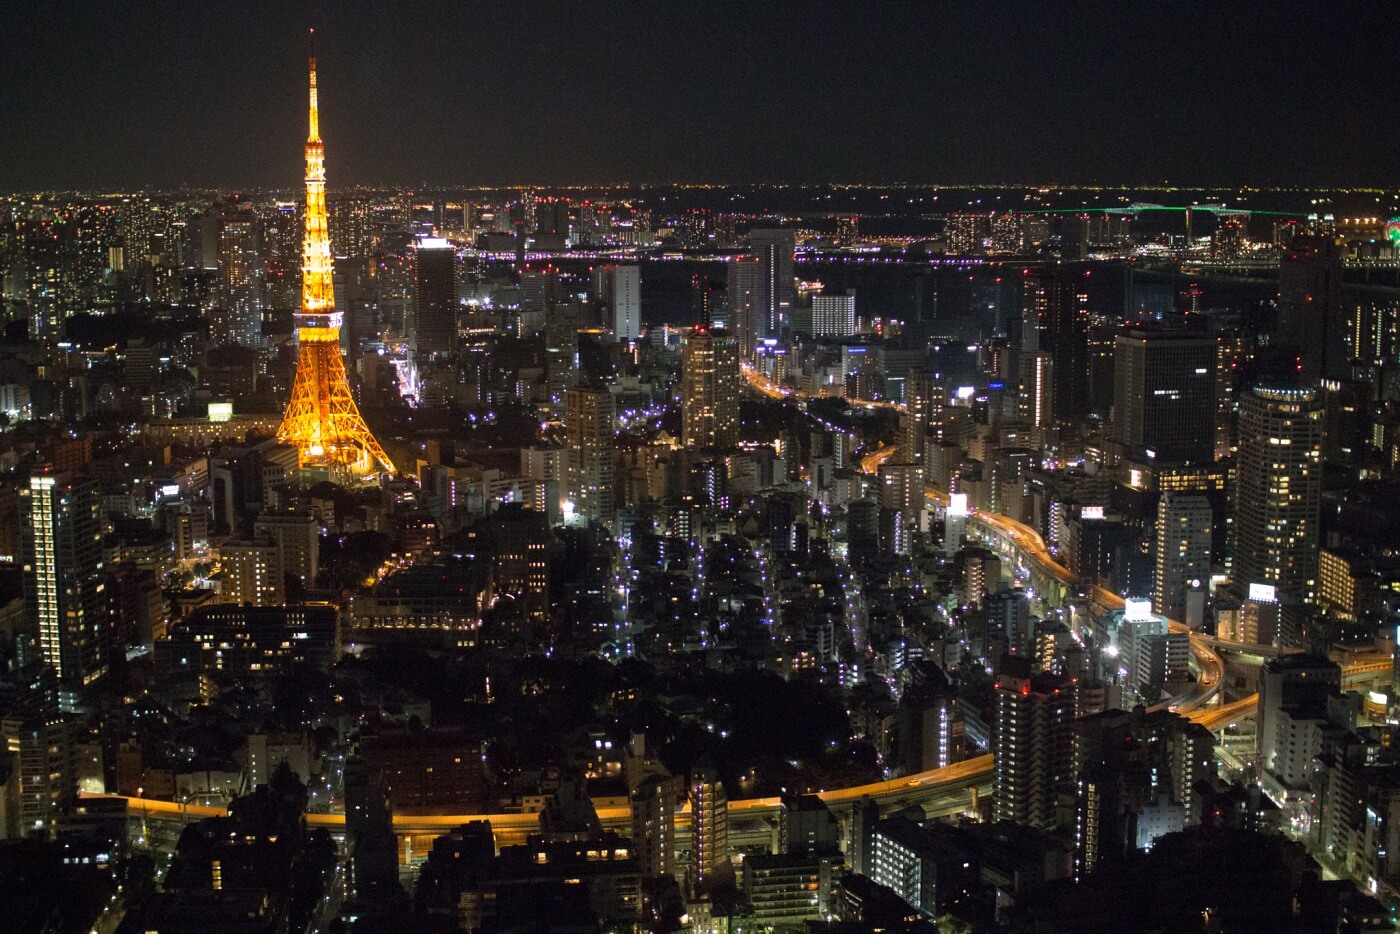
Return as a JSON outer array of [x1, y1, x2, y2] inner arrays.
[[1023, 268, 1091, 421], [688, 765, 729, 897], [993, 656, 1076, 830], [749, 228, 796, 338], [811, 290, 856, 338], [727, 255, 764, 358], [20, 473, 107, 707], [1277, 234, 1346, 382], [1257, 654, 1341, 778], [1112, 331, 1217, 462], [903, 370, 943, 463], [253, 511, 321, 592], [630, 775, 675, 880], [566, 385, 616, 523], [681, 327, 740, 451], [1153, 493, 1212, 622], [217, 208, 264, 347], [691, 274, 726, 328], [1018, 350, 1054, 428], [413, 237, 456, 355], [277, 52, 394, 480], [612, 263, 641, 342], [1232, 387, 1323, 608]]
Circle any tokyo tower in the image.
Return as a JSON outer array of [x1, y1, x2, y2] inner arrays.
[[277, 40, 394, 480]]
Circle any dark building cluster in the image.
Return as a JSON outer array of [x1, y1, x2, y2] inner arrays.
[[7, 42, 1400, 934]]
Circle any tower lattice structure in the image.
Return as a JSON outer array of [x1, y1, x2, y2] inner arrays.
[[277, 43, 394, 479]]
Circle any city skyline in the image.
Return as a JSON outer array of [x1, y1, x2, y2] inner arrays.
[[4, 3, 1400, 191], [8, 8, 1400, 933]]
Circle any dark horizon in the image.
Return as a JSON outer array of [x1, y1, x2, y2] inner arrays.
[[4, 2, 1400, 192]]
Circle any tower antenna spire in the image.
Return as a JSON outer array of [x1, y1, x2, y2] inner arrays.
[[307, 28, 319, 142]]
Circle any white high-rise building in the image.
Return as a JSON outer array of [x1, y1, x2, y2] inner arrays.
[[812, 290, 856, 338], [612, 264, 641, 342]]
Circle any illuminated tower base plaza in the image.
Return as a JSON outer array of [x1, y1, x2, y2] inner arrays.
[[277, 42, 394, 482]]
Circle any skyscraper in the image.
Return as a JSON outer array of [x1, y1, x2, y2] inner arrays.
[[1232, 387, 1323, 609], [277, 46, 394, 480], [1018, 350, 1054, 429], [811, 290, 856, 338], [903, 370, 943, 463], [612, 263, 641, 342], [692, 274, 726, 328], [1276, 234, 1346, 382], [726, 255, 763, 358], [1153, 492, 1212, 622], [21, 472, 107, 707], [566, 385, 616, 524], [413, 237, 456, 355], [1112, 331, 1217, 462], [993, 656, 1076, 830], [217, 206, 264, 347], [749, 228, 796, 339], [1023, 268, 1091, 421], [681, 327, 740, 451]]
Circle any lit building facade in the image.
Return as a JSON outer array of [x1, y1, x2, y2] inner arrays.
[[566, 385, 616, 524], [681, 327, 740, 451], [20, 472, 107, 707], [1232, 387, 1323, 609]]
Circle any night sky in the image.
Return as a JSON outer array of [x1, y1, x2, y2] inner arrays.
[[3, 2, 1399, 192]]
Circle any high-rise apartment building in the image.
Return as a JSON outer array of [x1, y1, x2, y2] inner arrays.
[[903, 370, 943, 463], [20, 472, 108, 707], [726, 256, 764, 358], [1018, 351, 1054, 429], [1112, 331, 1217, 462], [413, 237, 456, 355], [611, 264, 641, 342], [811, 290, 856, 338], [993, 656, 1076, 830], [749, 228, 795, 339], [252, 511, 321, 593], [1257, 654, 1340, 780], [630, 775, 675, 880], [218, 208, 264, 347], [1232, 387, 1323, 608], [566, 385, 616, 524], [1153, 493, 1212, 621], [220, 538, 283, 607], [681, 327, 740, 451], [688, 765, 729, 897]]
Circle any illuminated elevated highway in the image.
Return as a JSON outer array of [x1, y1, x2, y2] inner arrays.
[[90, 754, 995, 852]]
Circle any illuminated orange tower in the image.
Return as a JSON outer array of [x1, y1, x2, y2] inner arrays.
[[277, 39, 394, 479]]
